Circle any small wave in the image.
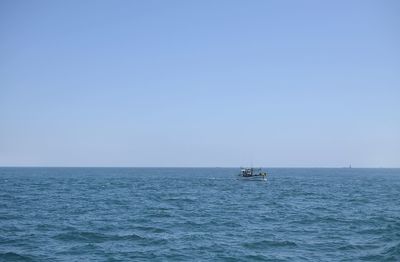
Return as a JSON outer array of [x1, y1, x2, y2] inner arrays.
[[164, 197, 197, 203], [118, 234, 148, 241], [146, 212, 174, 219], [243, 254, 270, 261], [53, 231, 146, 243], [243, 239, 297, 249], [0, 252, 35, 262], [134, 225, 168, 233], [338, 244, 368, 251], [0, 214, 21, 220], [382, 242, 400, 260]]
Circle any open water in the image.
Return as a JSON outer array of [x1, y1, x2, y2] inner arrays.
[[0, 168, 399, 261]]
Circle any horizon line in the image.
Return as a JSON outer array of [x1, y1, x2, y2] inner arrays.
[[0, 166, 399, 169]]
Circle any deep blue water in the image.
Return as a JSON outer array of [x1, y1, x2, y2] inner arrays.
[[1, 168, 400, 261]]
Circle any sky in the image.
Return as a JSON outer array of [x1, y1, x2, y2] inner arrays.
[[0, 0, 399, 167]]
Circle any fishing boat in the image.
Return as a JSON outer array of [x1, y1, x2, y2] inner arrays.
[[238, 168, 268, 181]]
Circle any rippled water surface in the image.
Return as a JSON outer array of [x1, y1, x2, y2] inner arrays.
[[1, 168, 400, 261]]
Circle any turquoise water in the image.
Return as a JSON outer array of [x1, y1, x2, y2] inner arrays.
[[1, 168, 399, 261]]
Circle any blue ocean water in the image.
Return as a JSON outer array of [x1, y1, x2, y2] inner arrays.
[[0, 168, 399, 261]]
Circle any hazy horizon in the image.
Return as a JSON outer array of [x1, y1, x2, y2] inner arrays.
[[1, 1, 399, 167], [0, 165, 399, 169]]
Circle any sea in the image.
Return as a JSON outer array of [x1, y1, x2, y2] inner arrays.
[[0, 167, 399, 261]]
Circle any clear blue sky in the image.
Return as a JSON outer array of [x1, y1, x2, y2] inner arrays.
[[1, 0, 399, 167]]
